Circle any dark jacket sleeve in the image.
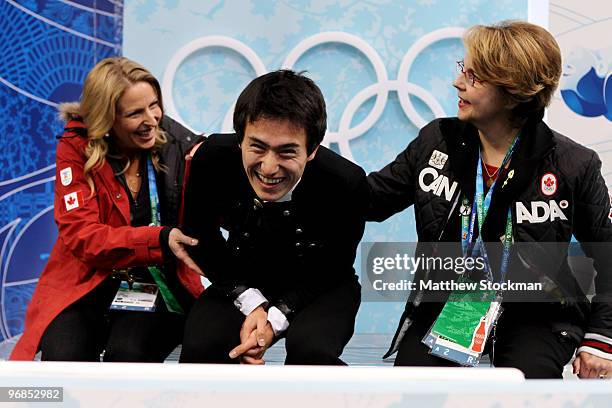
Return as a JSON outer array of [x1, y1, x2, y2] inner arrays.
[[271, 166, 368, 321], [573, 151, 612, 360], [158, 114, 205, 229], [366, 133, 421, 222], [160, 115, 203, 147]]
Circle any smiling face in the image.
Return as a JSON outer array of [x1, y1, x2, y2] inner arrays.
[[112, 81, 162, 154], [241, 117, 318, 201], [453, 53, 513, 130]]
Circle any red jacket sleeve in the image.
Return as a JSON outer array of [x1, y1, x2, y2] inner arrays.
[[54, 137, 164, 270]]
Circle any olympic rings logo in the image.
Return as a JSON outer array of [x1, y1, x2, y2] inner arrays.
[[162, 28, 464, 161]]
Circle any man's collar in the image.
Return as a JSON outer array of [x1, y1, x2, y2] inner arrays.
[[266, 177, 301, 203]]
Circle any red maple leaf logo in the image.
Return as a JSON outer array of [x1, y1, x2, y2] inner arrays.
[[544, 177, 554, 187], [67, 196, 76, 206]]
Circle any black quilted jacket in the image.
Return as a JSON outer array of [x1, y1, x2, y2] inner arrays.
[[368, 117, 612, 360]]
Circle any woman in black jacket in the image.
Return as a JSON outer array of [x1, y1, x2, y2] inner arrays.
[[368, 21, 612, 379]]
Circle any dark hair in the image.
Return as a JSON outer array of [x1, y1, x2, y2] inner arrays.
[[233, 70, 327, 155]]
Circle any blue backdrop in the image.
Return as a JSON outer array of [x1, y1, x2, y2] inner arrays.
[[0, 0, 122, 343], [0, 0, 535, 342]]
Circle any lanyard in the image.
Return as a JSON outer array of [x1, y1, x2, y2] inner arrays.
[[461, 136, 518, 283], [146, 156, 161, 226], [145, 155, 184, 314]]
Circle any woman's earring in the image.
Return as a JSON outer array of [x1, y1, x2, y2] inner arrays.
[[104, 132, 110, 138]]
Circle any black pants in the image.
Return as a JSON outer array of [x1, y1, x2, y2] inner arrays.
[[180, 278, 361, 365], [40, 278, 185, 362], [393, 303, 577, 378]]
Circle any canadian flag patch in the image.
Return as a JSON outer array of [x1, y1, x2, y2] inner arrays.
[[64, 191, 84, 211]]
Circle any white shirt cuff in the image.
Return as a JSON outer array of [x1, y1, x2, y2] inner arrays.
[[267, 306, 290, 336], [234, 288, 268, 316], [578, 332, 612, 361]]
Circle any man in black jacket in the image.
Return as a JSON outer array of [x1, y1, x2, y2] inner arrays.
[[179, 70, 367, 365]]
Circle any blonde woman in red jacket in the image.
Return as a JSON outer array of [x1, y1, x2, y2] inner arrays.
[[11, 57, 203, 361]]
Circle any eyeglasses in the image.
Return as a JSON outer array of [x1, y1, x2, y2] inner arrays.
[[456, 60, 481, 86]]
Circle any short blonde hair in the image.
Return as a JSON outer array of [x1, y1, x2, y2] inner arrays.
[[464, 20, 561, 120], [70, 57, 166, 193]]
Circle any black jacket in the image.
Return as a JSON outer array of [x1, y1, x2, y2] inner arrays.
[[368, 117, 612, 359], [183, 133, 368, 321], [158, 115, 202, 226], [157, 115, 203, 309]]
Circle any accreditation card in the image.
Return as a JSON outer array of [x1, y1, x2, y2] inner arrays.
[[110, 281, 159, 312], [422, 277, 502, 366]]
